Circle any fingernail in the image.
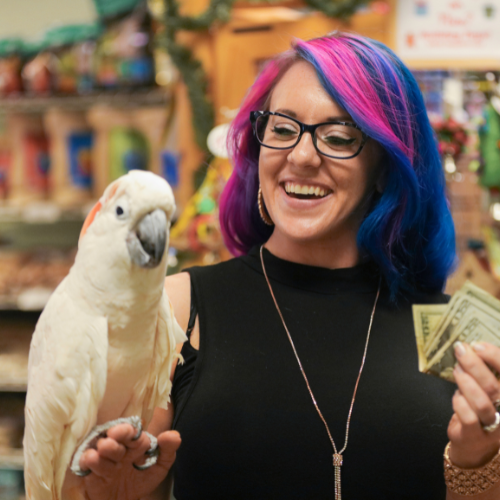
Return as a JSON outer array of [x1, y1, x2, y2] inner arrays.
[[471, 341, 486, 352], [454, 341, 466, 357], [454, 364, 464, 374]]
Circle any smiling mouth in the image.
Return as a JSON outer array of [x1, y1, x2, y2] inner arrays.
[[282, 182, 332, 200]]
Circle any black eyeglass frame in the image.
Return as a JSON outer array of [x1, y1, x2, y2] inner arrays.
[[250, 110, 368, 160]]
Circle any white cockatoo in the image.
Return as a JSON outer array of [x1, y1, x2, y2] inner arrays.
[[23, 170, 186, 500]]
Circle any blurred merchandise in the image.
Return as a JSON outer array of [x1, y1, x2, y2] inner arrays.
[[170, 159, 231, 259], [0, 249, 75, 309], [87, 105, 167, 196], [43, 24, 102, 95], [92, 0, 144, 19], [94, 5, 154, 88], [21, 43, 52, 95], [0, 39, 23, 96], [161, 151, 180, 189], [0, 417, 23, 450], [433, 117, 468, 159], [44, 109, 93, 207], [0, 469, 23, 500], [0, 321, 32, 389], [0, 140, 12, 202], [479, 103, 500, 188], [7, 114, 50, 205], [109, 126, 148, 179]]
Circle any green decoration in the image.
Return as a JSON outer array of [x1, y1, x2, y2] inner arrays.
[[162, 0, 369, 159], [109, 127, 149, 180], [0, 38, 23, 58], [479, 104, 500, 189], [92, 0, 144, 18], [43, 23, 103, 48]]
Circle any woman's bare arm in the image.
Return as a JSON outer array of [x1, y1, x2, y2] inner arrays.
[[77, 272, 193, 500]]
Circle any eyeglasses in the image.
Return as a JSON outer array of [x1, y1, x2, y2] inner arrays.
[[250, 111, 367, 160]]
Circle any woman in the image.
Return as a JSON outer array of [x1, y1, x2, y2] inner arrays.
[[79, 33, 500, 499]]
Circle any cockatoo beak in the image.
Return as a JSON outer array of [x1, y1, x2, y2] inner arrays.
[[126, 209, 167, 268]]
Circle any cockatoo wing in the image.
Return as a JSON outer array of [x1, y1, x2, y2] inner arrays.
[[141, 290, 187, 426], [24, 279, 108, 500]]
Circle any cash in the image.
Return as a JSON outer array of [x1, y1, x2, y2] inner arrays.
[[412, 281, 500, 383]]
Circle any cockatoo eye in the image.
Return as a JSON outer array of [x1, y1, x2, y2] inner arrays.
[[115, 205, 128, 219]]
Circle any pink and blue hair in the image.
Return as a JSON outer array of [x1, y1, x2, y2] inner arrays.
[[219, 32, 456, 299]]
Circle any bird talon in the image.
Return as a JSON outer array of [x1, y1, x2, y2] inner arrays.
[[131, 420, 143, 441], [70, 416, 144, 476], [73, 467, 92, 477], [132, 431, 159, 470]]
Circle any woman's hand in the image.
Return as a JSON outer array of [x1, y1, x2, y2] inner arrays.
[[447, 341, 500, 468], [79, 423, 181, 500]]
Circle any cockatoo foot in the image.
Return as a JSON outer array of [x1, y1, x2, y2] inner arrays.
[[70, 416, 159, 476]]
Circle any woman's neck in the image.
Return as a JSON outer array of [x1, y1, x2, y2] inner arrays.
[[264, 231, 361, 270]]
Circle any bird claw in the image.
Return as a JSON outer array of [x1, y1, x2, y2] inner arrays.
[[131, 419, 143, 441], [132, 431, 159, 470], [70, 416, 154, 477]]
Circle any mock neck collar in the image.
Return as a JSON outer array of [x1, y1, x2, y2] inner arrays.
[[240, 246, 380, 295]]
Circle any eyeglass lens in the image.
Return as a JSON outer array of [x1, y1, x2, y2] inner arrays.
[[255, 114, 363, 158]]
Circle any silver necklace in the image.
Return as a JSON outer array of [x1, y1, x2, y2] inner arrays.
[[259, 245, 381, 500]]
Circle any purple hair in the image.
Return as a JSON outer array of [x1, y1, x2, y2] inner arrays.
[[219, 32, 456, 298]]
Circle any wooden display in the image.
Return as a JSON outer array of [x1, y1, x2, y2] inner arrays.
[[43, 109, 92, 208]]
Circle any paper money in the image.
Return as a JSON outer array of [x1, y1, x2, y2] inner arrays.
[[412, 304, 447, 371], [412, 281, 500, 383], [426, 313, 500, 382]]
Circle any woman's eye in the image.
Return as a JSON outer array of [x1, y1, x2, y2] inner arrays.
[[272, 126, 297, 137], [323, 135, 356, 146]]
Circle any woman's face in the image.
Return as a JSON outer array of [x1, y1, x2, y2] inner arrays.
[[259, 61, 384, 248]]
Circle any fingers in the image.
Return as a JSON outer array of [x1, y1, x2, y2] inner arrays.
[[455, 342, 500, 402], [454, 342, 499, 426], [449, 389, 500, 468], [79, 424, 181, 479], [80, 448, 122, 479], [106, 424, 153, 463], [472, 342, 500, 386], [96, 437, 127, 463], [452, 389, 480, 429], [156, 431, 181, 471]]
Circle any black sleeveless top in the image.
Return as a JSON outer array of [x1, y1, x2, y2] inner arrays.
[[171, 247, 454, 499]]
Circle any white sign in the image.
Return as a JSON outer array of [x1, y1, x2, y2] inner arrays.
[[396, 0, 500, 59]]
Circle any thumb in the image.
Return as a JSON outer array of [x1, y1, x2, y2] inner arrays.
[[155, 430, 181, 472]]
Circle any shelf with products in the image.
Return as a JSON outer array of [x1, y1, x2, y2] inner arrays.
[[0, 449, 23, 470], [0, 87, 170, 114]]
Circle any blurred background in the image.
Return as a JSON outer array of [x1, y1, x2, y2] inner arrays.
[[1, 0, 500, 497]]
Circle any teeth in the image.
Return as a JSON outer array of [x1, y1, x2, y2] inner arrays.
[[284, 182, 329, 197]]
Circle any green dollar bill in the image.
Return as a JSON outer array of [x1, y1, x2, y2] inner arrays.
[[412, 304, 446, 372], [425, 292, 500, 366], [425, 312, 500, 382]]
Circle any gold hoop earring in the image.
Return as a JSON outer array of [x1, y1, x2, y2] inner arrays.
[[258, 186, 274, 226]]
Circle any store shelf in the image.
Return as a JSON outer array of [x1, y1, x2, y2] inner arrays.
[[0, 203, 88, 224], [0, 449, 24, 470], [0, 87, 170, 113], [0, 383, 27, 393], [0, 288, 54, 312]]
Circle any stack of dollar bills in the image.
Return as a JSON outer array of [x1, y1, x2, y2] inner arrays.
[[413, 281, 500, 383]]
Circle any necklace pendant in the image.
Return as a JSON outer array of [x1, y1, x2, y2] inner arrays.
[[333, 454, 342, 500]]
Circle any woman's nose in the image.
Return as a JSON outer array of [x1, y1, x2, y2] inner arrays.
[[287, 131, 322, 168]]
